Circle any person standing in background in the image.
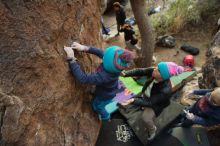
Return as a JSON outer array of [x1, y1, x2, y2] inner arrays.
[[113, 2, 126, 37]]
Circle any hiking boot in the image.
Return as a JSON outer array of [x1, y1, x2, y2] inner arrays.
[[147, 125, 157, 140]]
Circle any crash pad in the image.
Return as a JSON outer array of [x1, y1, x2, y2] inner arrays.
[[119, 101, 184, 145], [170, 71, 196, 91], [149, 127, 210, 146], [170, 127, 210, 146], [135, 71, 196, 91], [119, 77, 143, 94], [105, 71, 195, 116], [95, 119, 143, 146], [105, 77, 142, 114], [95, 118, 210, 146]]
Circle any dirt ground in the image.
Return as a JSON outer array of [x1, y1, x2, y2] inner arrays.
[[102, 1, 212, 68]]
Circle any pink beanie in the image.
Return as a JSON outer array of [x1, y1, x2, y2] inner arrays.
[[158, 62, 184, 80]]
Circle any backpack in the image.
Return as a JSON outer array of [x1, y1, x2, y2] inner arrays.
[[156, 35, 176, 48], [180, 44, 200, 55]]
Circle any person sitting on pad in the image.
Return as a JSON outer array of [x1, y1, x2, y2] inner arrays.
[[121, 62, 184, 140], [181, 88, 220, 127], [63, 42, 134, 121]]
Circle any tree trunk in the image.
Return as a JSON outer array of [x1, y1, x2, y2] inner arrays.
[[130, 0, 155, 67], [0, 0, 102, 146]]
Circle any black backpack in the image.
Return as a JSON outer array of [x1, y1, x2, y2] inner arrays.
[[180, 44, 200, 55]]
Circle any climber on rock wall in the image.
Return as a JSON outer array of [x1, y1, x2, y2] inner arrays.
[[64, 42, 134, 121]]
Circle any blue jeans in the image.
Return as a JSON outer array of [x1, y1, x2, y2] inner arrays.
[[92, 97, 113, 121]]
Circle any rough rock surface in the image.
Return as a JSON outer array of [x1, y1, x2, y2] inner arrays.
[[199, 30, 220, 88], [0, 1, 102, 146], [180, 72, 202, 106], [199, 29, 220, 146]]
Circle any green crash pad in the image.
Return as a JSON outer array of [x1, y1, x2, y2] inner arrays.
[[135, 71, 196, 91], [119, 77, 143, 94], [105, 71, 195, 115], [104, 77, 142, 114], [119, 71, 196, 95], [170, 71, 196, 91]]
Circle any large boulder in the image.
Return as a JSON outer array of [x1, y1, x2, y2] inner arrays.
[[0, 1, 102, 146], [199, 30, 220, 88]]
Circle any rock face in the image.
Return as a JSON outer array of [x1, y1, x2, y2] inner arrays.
[[199, 29, 220, 146], [0, 1, 102, 146], [180, 71, 202, 106], [199, 30, 220, 88]]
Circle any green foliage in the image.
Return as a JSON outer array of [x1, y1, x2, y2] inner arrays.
[[151, 0, 219, 34]]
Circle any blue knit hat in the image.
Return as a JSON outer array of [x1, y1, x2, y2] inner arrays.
[[103, 46, 134, 74]]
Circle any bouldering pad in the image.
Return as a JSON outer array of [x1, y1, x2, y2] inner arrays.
[[95, 119, 143, 146], [119, 101, 184, 145]]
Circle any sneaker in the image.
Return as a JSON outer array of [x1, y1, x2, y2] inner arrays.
[[147, 125, 157, 140]]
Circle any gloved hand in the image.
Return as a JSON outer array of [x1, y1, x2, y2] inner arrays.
[[120, 98, 134, 106], [71, 42, 89, 51], [64, 46, 77, 61]]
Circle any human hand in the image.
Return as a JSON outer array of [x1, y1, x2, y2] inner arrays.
[[186, 90, 194, 96], [120, 71, 126, 77], [64, 46, 76, 60], [120, 98, 135, 106], [185, 110, 195, 120], [71, 42, 89, 51]]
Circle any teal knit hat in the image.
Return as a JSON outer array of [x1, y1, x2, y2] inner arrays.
[[103, 46, 133, 74], [157, 62, 170, 80]]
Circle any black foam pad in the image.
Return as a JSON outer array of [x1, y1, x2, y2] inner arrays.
[[149, 134, 184, 146], [119, 101, 184, 145], [171, 127, 210, 146], [95, 119, 143, 146]]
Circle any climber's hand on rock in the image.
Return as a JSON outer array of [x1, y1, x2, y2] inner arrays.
[[71, 42, 89, 51], [64, 46, 77, 61]]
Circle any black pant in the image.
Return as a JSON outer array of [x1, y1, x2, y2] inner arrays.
[[117, 22, 124, 34]]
